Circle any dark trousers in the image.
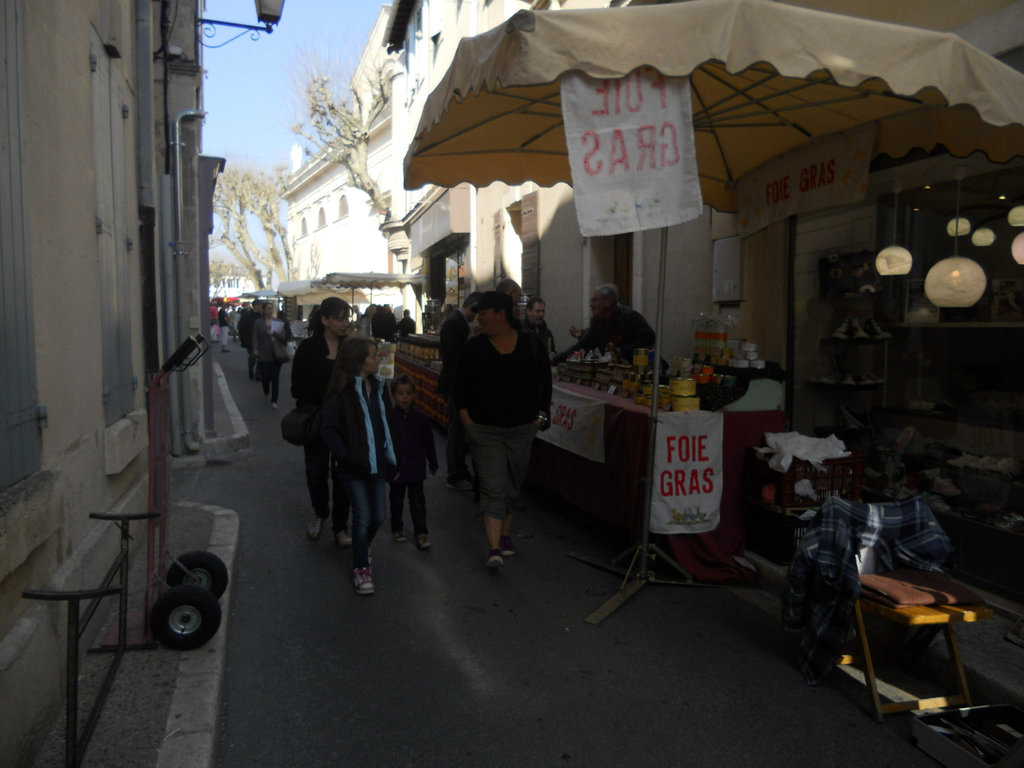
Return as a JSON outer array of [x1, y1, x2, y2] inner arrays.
[[258, 360, 282, 403], [247, 350, 258, 379], [445, 395, 471, 483], [304, 438, 350, 532], [389, 480, 427, 536]]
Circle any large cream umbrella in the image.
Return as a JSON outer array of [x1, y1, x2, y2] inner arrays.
[[405, 0, 1024, 212], [403, 0, 1024, 620]]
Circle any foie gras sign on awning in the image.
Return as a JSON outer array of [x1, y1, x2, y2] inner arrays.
[[736, 124, 875, 236], [561, 68, 703, 237]]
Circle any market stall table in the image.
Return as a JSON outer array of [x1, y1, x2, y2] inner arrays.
[[528, 381, 785, 582]]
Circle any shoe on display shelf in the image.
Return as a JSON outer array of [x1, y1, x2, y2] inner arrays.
[[862, 318, 892, 340], [831, 317, 852, 340]]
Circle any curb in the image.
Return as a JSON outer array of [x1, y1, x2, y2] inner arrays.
[[155, 504, 239, 768], [202, 362, 250, 456]]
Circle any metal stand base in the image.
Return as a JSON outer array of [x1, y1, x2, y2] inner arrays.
[[567, 542, 710, 624]]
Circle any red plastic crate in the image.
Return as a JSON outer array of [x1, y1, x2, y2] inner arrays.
[[743, 447, 863, 507]]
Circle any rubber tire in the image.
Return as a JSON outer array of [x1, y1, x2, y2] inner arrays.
[[166, 550, 229, 598], [150, 585, 222, 650]]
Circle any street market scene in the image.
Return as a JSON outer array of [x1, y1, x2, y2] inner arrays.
[[4, 1, 1024, 767]]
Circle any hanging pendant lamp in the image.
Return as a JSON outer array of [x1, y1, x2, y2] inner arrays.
[[925, 169, 987, 307], [875, 183, 912, 276]]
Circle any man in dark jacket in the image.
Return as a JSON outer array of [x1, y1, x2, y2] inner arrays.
[[553, 284, 655, 366], [397, 309, 416, 337], [371, 304, 399, 341], [438, 291, 481, 490], [236, 302, 258, 380]]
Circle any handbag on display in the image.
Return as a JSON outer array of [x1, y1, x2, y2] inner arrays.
[[281, 404, 322, 446]]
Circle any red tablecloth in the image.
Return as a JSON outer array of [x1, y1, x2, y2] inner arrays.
[[528, 382, 785, 583]]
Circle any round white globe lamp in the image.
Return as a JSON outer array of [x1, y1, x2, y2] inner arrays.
[[924, 256, 987, 307], [876, 245, 912, 275], [1013, 231, 1024, 265], [971, 227, 995, 247]]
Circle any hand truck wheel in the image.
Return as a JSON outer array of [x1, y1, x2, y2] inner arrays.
[[166, 550, 229, 598], [150, 585, 222, 650]]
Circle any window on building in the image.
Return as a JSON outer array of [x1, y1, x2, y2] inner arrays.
[[1, 4, 41, 490], [92, 32, 134, 424], [318, 207, 326, 229], [338, 196, 349, 219], [301, 218, 308, 237]]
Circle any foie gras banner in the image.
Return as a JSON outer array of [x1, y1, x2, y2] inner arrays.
[[536, 386, 606, 463], [735, 124, 875, 236], [561, 69, 703, 237], [650, 410, 724, 534]]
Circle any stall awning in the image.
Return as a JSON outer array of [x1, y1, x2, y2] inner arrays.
[[277, 274, 427, 305]]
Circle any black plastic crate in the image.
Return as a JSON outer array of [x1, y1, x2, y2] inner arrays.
[[743, 501, 811, 564]]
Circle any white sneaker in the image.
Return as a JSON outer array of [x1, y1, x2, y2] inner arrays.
[[862, 318, 892, 340], [307, 517, 325, 540], [446, 478, 474, 491], [847, 317, 870, 340], [352, 567, 375, 595], [335, 529, 352, 548]]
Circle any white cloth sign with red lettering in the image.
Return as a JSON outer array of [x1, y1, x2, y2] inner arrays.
[[650, 410, 724, 534], [536, 386, 606, 463], [736, 124, 875, 236], [560, 69, 703, 237]]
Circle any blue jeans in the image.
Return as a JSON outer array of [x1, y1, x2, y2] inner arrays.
[[341, 474, 387, 569]]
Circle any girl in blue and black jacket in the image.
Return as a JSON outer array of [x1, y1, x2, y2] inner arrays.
[[321, 335, 397, 596]]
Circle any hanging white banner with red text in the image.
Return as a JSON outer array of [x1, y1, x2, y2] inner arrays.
[[561, 69, 703, 236], [650, 410, 724, 534], [536, 386, 606, 463], [735, 125, 876, 236]]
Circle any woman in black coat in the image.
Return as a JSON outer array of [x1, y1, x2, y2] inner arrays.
[[291, 297, 353, 546]]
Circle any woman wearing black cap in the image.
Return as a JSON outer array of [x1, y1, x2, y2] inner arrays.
[[453, 291, 552, 568]]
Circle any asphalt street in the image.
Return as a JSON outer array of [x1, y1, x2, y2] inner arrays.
[[181, 346, 938, 768], [27, 342, 974, 768]]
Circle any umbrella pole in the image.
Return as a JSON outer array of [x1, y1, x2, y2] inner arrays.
[[574, 227, 699, 626]]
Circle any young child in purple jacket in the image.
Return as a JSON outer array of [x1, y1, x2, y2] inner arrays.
[[388, 375, 439, 549]]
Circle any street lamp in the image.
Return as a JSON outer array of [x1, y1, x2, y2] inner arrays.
[[198, 0, 285, 38]]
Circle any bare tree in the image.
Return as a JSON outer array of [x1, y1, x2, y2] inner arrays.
[[213, 165, 294, 289], [292, 53, 392, 217]]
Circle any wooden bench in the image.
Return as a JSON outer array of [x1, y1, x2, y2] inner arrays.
[[838, 599, 994, 721]]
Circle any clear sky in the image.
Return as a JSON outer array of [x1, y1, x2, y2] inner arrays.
[[201, 0, 390, 171]]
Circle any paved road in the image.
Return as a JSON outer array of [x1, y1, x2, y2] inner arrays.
[[173, 347, 937, 767]]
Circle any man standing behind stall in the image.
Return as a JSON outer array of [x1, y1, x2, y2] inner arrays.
[[438, 291, 482, 491], [553, 284, 655, 366]]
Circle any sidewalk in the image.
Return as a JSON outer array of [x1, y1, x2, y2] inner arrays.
[[30, 353, 1024, 766]]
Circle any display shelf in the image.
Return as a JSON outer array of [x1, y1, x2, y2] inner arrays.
[[890, 321, 1024, 329]]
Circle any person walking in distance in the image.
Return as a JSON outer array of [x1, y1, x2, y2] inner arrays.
[[321, 336, 398, 595], [438, 291, 482, 491], [387, 375, 438, 550], [291, 298, 353, 547], [237, 301, 259, 380], [252, 301, 292, 409], [454, 292, 552, 569]]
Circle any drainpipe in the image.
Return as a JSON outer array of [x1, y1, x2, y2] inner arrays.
[[171, 109, 206, 453]]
